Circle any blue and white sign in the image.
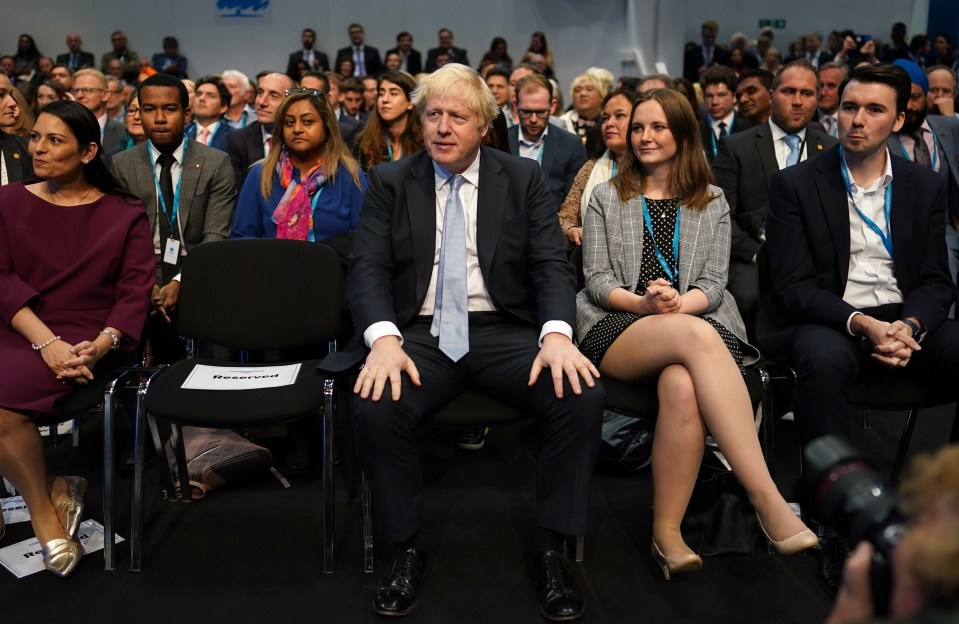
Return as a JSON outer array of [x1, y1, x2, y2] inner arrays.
[[216, 0, 272, 24]]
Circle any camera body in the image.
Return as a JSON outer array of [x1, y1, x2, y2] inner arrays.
[[799, 435, 907, 615], [854, 34, 873, 46]]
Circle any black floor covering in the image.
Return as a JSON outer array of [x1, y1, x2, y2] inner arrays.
[[2, 399, 954, 624]]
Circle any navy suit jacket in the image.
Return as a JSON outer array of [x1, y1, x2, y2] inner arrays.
[[385, 47, 422, 75], [888, 114, 959, 224], [287, 49, 331, 78], [700, 113, 753, 163], [507, 123, 587, 211], [425, 46, 470, 73], [713, 123, 838, 263], [335, 45, 382, 76], [186, 120, 234, 153], [683, 44, 731, 82], [756, 146, 955, 353], [56, 51, 95, 70], [0, 133, 34, 184], [347, 147, 576, 339]]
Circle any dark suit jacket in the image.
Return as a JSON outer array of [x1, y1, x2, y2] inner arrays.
[[103, 119, 131, 157], [700, 113, 752, 164], [385, 47, 422, 75], [226, 121, 267, 192], [425, 46, 470, 73], [756, 147, 955, 353], [110, 141, 237, 283], [683, 44, 731, 82], [347, 147, 577, 338], [0, 133, 34, 184], [888, 114, 959, 224], [335, 45, 382, 76], [286, 49, 330, 78], [186, 120, 234, 153], [56, 51, 95, 70], [507, 124, 587, 211], [713, 123, 838, 263]]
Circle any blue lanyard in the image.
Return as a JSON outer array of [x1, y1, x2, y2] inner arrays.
[[706, 115, 721, 157], [148, 136, 188, 232], [386, 138, 396, 162], [898, 126, 939, 170], [611, 159, 617, 178], [306, 186, 325, 242], [839, 146, 894, 260], [641, 195, 680, 285]]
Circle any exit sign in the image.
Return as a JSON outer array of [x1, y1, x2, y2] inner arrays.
[[758, 19, 787, 29]]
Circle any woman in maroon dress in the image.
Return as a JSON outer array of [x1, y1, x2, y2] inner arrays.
[[0, 100, 154, 576]]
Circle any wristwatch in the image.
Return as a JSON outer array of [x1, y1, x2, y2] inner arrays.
[[901, 318, 925, 342]]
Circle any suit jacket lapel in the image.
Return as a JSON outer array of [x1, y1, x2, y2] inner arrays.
[[889, 157, 914, 270], [815, 149, 852, 285], [755, 126, 779, 187], [178, 141, 202, 235], [246, 122, 263, 162], [136, 144, 159, 233], [540, 128, 558, 176], [407, 154, 438, 306], [677, 204, 700, 291], [477, 149, 507, 279]]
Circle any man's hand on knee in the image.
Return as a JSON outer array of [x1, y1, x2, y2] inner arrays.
[[354, 336, 421, 402], [529, 333, 599, 399]]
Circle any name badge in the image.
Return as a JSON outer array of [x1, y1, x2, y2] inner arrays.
[[163, 238, 181, 265]]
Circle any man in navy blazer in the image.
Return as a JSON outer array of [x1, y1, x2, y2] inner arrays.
[[425, 28, 470, 73], [385, 31, 422, 75], [286, 28, 330, 79], [185, 75, 233, 153], [347, 64, 602, 620], [507, 75, 586, 211], [336, 23, 382, 78], [700, 65, 753, 163], [226, 72, 294, 191], [56, 33, 94, 71], [0, 76, 33, 184], [757, 63, 959, 450], [713, 60, 839, 333]]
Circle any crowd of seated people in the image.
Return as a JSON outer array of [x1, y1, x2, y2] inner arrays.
[[2, 18, 959, 624]]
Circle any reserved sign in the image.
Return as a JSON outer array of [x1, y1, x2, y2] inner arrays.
[[181, 363, 302, 390]]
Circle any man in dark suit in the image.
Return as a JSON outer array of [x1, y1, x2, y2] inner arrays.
[[0, 74, 33, 185], [226, 72, 294, 191], [700, 65, 752, 164], [185, 75, 233, 153], [886, 59, 959, 292], [507, 74, 587, 211], [111, 73, 236, 361], [348, 64, 603, 620], [286, 28, 330, 79], [785, 32, 834, 68], [385, 31, 422, 75], [683, 20, 731, 83], [757, 62, 959, 452], [299, 71, 359, 145], [56, 33, 94, 71], [336, 23, 382, 78], [714, 60, 838, 333], [425, 28, 470, 73]]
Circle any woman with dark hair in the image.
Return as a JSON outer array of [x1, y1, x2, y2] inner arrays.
[[0, 100, 155, 577], [335, 54, 356, 81], [527, 31, 554, 76], [12, 34, 42, 77], [353, 70, 423, 170], [576, 89, 817, 579], [479, 36, 513, 73], [32, 79, 68, 116], [559, 88, 638, 247], [232, 88, 366, 240]]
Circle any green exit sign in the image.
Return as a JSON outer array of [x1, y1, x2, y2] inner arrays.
[[758, 19, 787, 29]]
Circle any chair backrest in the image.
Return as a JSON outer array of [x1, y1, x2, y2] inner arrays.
[[176, 239, 344, 351]]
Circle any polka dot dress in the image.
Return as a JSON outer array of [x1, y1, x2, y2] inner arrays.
[[580, 197, 745, 373]]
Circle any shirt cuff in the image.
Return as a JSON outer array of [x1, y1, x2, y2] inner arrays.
[[171, 273, 182, 283], [846, 311, 862, 336], [539, 320, 573, 346], [364, 321, 403, 348]]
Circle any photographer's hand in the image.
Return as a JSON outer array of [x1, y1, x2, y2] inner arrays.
[[825, 542, 875, 624]]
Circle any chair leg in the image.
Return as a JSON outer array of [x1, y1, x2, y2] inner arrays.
[[574, 536, 585, 563], [102, 375, 124, 572], [891, 409, 919, 481], [323, 378, 335, 573], [169, 424, 192, 503], [951, 403, 959, 444], [362, 471, 375, 573], [71, 417, 81, 448], [130, 370, 162, 572], [757, 366, 776, 481]]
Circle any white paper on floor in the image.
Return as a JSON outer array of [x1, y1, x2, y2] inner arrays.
[[2, 496, 30, 525], [0, 520, 124, 578]]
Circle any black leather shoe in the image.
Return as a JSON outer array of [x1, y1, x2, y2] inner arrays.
[[527, 548, 585, 621], [456, 427, 488, 451], [373, 546, 429, 616], [819, 534, 850, 597]]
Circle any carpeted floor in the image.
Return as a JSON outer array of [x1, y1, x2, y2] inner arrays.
[[2, 397, 953, 624]]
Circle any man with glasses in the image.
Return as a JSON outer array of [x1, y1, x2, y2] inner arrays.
[[508, 74, 586, 210], [72, 68, 130, 157]]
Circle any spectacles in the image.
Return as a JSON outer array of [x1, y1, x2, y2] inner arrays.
[[518, 109, 550, 119], [70, 87, 104, 95], [125, 108, 140, 117], [285, 87, 326, 98]]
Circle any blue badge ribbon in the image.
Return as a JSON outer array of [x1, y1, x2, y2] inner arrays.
[[641, 195, 680, 285], [148, 135, 188, 233], [839, 146, 894, 260]]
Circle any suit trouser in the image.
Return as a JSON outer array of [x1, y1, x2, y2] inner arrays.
[[352, 314, 604, 546], [789, 307, 959, 447]]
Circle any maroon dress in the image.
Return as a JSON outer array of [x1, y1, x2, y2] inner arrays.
[[0, 183, 156, 415]]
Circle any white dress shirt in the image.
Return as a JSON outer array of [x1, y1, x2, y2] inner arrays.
[[710, 111, 735, 140], [768, 119, 808, 170]]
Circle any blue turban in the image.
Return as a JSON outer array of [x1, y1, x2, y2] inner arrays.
[[892, 59, 929, 95]]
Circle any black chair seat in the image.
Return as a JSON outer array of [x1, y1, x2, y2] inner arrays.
[[143, 358, 326, 427]]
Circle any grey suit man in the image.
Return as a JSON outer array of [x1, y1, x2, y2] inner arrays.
[[110, 74, 236, 361], [713, 60, 837, 333], [886, 58, 959, 299]]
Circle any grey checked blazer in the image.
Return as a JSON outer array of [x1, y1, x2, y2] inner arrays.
[[575, 182, 759, 364]]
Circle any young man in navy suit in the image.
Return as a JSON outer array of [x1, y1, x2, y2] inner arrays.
[[186, 75, 233, 153]]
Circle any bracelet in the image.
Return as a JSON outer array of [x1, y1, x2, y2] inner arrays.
[[32, 336, 61, 351], [99, 328, 121, 350]]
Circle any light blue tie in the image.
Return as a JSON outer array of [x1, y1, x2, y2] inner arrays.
[[431, 174, 469, 361], [784, 134, 801, 167]]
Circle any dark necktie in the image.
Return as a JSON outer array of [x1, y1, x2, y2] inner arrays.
[[70, 53, 77, 70], [157, 153, 177, 282], [909, 130, 931, 168], [717, 121, 728, 139]]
